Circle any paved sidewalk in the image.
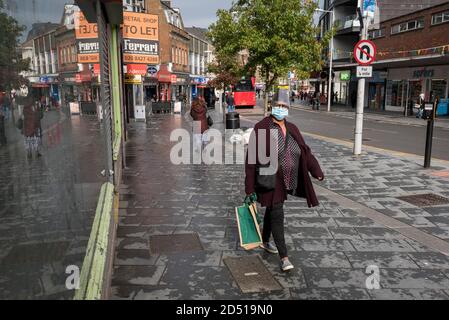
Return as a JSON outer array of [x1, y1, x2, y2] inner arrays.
[[110, 107, 449, 300], [291, 101, 449, 130]]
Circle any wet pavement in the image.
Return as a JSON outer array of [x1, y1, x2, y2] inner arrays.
[[0, 106, 106, 299], [111, 108, 449, 300]]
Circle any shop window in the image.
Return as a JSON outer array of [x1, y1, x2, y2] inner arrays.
[[431, 79, 448, 99], [387, 80, 404, 107]]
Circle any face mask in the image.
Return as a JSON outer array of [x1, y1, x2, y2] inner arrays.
[[272, 106, 289, 121]]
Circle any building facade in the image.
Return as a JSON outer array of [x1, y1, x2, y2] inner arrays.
[[185, 27, 213, 102], [369, 2, 449, 113], [318, 0, 448, 107], [145, 0, 190, 103], [55, 5, 97, 108]]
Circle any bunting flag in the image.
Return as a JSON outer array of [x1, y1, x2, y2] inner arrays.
[[334, 44, 449, 59]]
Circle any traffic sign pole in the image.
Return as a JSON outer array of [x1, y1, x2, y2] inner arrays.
[[353, 0, 375, 156]]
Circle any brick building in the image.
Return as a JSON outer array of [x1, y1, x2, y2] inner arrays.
[[145, 0, 190, 102], [367, 2, 449, 113], [318, 0, 448, 107]]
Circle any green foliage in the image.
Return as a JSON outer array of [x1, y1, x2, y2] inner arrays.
[[208, 0, 333, 110], [207, 10, 246, 90], [0, 0, 30, 91]]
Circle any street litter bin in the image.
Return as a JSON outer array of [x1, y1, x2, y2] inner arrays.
[[226, 112, 240, 129]]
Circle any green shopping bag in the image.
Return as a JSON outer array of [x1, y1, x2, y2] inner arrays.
[[235, 202, 262, 250]]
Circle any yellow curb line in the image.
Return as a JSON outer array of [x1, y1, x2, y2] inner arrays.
[[301, 131, 449, 166]]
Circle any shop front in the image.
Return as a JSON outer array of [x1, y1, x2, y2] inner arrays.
[[172, 73, 189, 102], [333, 70, 351, 105], [157, 64, 172, 102], [385, 65, 449, 113], [190, 76, 208, 100], [33, 75, 60, 108]]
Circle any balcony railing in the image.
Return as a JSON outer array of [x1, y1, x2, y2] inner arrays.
[[335, 14, 359, 31]]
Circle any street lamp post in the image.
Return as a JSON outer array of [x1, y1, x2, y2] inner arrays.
[[316, 8, 334, 112]]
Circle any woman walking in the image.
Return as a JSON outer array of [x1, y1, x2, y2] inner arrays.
[[190, 97, 209, 151], [245, 93, 324, 272]]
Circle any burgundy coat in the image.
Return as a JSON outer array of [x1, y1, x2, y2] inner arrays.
[[190, 100, 208, 134], [245, 117, 324, 208]]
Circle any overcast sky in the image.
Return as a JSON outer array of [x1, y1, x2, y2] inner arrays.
[[171, 0, 234, 28]]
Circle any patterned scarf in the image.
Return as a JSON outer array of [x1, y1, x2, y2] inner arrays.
[[269, 120, 301, 191]]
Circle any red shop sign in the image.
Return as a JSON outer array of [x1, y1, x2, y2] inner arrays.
[[127, 64, 148, 75]]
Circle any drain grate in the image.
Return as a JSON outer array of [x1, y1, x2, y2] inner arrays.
[[1, 241, 70, 266], [149, 233, 203, 254], [224, 255, 283, 294], [397, 193, 449, 207]]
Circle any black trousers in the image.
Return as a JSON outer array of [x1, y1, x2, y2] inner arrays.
[[262, 202, 288, 259]]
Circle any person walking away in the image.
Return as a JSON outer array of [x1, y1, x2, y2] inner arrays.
[[16, 84, 42, 159], [22, 102, 42, 159], [245, 92, 324, 272], [190, 97, 209, 152]]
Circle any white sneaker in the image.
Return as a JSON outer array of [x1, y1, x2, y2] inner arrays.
[[260, 242, 278, 254], [281, 259, 294, 272]]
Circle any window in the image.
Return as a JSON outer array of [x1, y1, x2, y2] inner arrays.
[[432, 10, 449, 25], [391, 18, 424, 34], [368, 28, 385, 39]]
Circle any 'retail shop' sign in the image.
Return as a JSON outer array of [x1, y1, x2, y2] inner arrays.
[[75, 11, 160, 65], [122, 12, 159, 64]]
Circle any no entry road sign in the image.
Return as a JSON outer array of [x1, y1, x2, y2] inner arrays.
[[354, 40, 377, 66]]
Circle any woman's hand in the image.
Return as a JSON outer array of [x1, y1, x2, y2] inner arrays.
[[317, 176, 324, 181]]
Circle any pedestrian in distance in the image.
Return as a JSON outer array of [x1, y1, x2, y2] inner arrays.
[[245, 92, 324, 272], [226, 92, 235, 113], [16, 83, 43, 159], [190, 97, 210, 151]]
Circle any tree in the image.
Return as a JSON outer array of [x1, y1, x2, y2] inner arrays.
[[207, 9, 246, 91], [0, 0, 30, 91], [209, 0, 333, 113]]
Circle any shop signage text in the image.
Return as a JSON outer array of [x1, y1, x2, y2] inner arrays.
[[356, 66, 373, 78], [126, 64, 148, 75], [413, 69, 434, 78], [122, 12, 159, 65], [75, 12, 100, 64], [75, 12, 160, 65]]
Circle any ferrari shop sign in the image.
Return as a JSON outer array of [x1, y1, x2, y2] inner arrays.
[[122, 12, 159, 64], [75, 12, 160, 65], [75, 12, 99, 64]]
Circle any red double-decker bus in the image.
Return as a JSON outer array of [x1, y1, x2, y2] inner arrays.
[[233, 77, 256, 108]]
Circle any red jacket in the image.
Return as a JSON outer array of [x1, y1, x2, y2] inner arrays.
[[245, 117, 324, 208]]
